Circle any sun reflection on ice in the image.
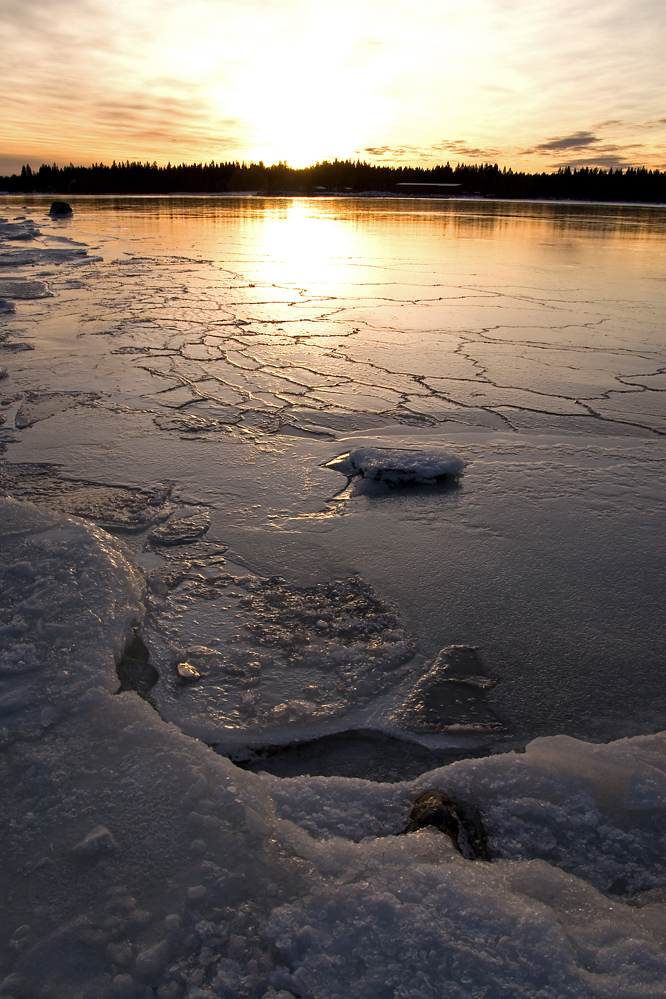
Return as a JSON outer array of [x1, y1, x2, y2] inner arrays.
[[252, 201, 359, 284]]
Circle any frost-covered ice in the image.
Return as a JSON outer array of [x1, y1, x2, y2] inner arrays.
[[0, 196, 664, 997], [0, 498, 143, 738], [326, 447, 465, 484]]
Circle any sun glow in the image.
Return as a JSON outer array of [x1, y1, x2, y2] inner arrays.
[[1, 0, 663, 175], [218, 10, 394, 167]]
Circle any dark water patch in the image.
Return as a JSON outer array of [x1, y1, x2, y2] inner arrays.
[[115, 632, 159, 696], [232, 729, 494, 782], [396, 646, 507, 734]]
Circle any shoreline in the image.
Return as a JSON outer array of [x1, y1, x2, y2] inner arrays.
[[2, 190, 666, 208]]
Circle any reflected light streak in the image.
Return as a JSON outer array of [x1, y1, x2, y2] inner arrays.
[[251, 203, 358, 283]]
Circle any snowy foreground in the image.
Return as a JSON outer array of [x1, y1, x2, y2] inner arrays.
[[0, 199, 665, 997], [1, 498, 665, 999]]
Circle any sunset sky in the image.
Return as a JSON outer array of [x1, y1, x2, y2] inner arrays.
[[1, 0, 664, 176]]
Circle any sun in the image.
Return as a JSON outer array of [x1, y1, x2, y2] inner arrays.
[[217, 15, 391, 167]]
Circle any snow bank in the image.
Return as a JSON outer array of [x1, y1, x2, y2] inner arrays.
[[0, 499, 664, 999], [0, 498, 144, 740], [326, 447, 465, 484]]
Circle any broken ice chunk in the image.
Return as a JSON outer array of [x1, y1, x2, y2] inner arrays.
[[149, 510, 210, 546], [396, 646, 505, 733], [0, 220, 40, 240], [325, 447, 464, 485], [73, 825, 117, 857], [0, 279, 51, 300], [176, 661, 201, 682]]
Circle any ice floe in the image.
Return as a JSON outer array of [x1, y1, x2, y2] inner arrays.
[[1, 463, 176, 531], [144, 571, 416, 747], [0, 219, 41, 240], [0, 279, 51, 300], [149, 509, 211, 546], [326, 446, 465, 484], [395, 645, 505, 734]]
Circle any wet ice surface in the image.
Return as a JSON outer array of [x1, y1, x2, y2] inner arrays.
[[0, 196, 663, 742], [0, 196, 664, 997]]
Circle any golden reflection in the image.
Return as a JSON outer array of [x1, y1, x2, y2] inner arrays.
[[252, 202, 357, 282]]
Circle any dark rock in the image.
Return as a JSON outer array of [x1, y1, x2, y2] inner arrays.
[[402, 790, 490, 861], [49, 201, 73, 216]]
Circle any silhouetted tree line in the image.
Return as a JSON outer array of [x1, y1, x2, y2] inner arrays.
[[2, 159, 664, 202]]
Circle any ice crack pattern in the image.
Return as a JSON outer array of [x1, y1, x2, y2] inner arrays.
[[3, 200, 659, 439]]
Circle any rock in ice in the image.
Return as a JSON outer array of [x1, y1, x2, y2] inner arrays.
[[49, 201, 73, 216]]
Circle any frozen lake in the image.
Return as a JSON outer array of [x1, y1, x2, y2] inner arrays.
[[1, 195, 664, 998]]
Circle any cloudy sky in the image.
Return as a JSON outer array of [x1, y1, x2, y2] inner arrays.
[[1, 0, 664, 175]]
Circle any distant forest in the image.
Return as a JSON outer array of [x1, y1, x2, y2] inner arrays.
[[2, 159, 665, 202]]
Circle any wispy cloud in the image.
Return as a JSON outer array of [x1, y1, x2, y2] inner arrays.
[[535, 131, 600, 152], [518, 124, 663, 170], [552, 154, 637, 169], [1, 0, 663, 171], [359, 139, 501, 163]]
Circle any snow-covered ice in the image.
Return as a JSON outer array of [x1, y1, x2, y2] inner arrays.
[[0, 195, 664, 997], [325, 447, 465, 484]]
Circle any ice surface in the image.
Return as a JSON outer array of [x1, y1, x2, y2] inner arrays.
[[0, 197, 664, 997]]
